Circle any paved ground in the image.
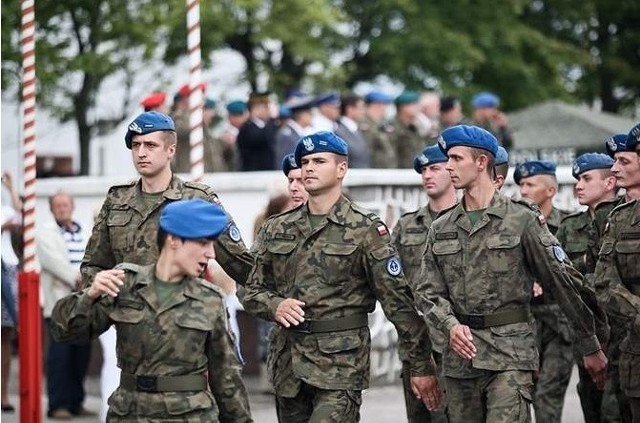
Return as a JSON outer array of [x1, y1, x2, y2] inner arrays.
[[2, 357, 587, 422]]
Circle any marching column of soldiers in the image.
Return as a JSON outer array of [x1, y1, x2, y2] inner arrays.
[[49, 85, 640, 423]]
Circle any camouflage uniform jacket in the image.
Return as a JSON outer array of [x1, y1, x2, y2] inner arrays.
[[81, 176, 253, 287], [51, 264, 252, 422], [415, 192, 602, 379], [242, 196, 436, 397], [557, 197, 623, 283], [595, 200, 640, 354], [392, 205, 453, 354], [360, 115, 397, 168], [391, 118, 430, 169]]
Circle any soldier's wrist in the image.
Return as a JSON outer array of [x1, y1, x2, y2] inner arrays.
[[576, 334, 601, 357]]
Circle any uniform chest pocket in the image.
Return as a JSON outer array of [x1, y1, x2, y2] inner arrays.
[[320, 243, 358, 285], [266, 241, 297, 284], [175, 312, 215, 348], [486, 235, 521, 273], [399, 234, 427, 267], [615, 239, 640, 279], [432, 239, 462, 272], [107, 210, 133, 250], [109, 301, 145, 324]]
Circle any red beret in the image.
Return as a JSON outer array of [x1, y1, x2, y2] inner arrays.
[[140, 92, 167, 110], [178, 83, 207, 98]]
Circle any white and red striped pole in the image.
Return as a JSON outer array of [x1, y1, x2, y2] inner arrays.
[[186, 0, 204, 182], [18, 0, 42, 422]]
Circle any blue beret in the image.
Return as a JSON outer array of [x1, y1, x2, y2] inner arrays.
[[278, 105, 292, 119], [395, 91, 420, 106], [294, 131, 348, 166], [204, 98, 217, 109], [414, 145, 448, 173], [365, 90, 393, 104], [627, 123, 640, 150], [572, 153, 614, 179], [288, 95, 316, 112], [438, 125, 498, 157], [472, 92, 500, 108], [159, 199, 228, 239], [282, 153, 300, 176], [226, 100, 247, 115], [315, 93, 340, 106], [604, 134, 629, 157], [514, 160, 556, 185], [495, 146, 509, 166], [125, 111, 176, 149]]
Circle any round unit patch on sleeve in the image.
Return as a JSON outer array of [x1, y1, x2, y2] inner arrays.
[[386, 256, 403, 276], [229, 225, 242, 242], [553, 245, 566, 263]]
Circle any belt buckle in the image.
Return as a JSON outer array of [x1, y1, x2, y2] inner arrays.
[[292, 320, 312, 334], [136, 375, 157, 392], [465, 314, 484, 330]]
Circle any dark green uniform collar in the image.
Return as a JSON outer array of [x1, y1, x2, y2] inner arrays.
[[299, 195, 351, 227]]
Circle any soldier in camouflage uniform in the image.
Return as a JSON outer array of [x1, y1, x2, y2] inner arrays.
[[556, 153, 622, 422], [361, 91, 397, 168], [243, 131, 441, 422], [51, 199, 253, 422], [514, 160, 574, 423], [595, 134, 640, 423], [414, 125, 607, 423], [392, 144, 456, 423], [493, 146, 509, 191], [596, 198, 640, 422], [81, 111, 254, 289], [391, 91, 431, 168]]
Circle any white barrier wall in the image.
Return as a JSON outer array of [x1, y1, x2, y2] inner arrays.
[[34, 167, 582, 243]]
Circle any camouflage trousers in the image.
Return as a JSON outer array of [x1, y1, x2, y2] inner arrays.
[[106, 408, 216, 422], [445, 370, 533, 423], [532, 306, 574, 423], [275, 381, 361, 423], [401, 352, 448, 423], [577, 363, 622, 423], [620, 350, 640, 423], [608, 318, 633, 422]]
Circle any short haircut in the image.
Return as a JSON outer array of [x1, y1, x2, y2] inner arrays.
[[340, 93, 362, 116], [469, 147, 495, 174], [161, 130, 177, 146], [495, 163, 509, 180], [48, 191, 74, 208]]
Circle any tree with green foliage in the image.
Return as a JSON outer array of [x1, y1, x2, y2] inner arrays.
[[1, 0, 175, 175]]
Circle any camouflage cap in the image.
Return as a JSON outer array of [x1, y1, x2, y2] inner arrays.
[[160, 199, 228, 239], [125, 111, 176, 149], [572, 153, 614, 179], [294, 131, 348, 166], [514, 160, 556, 185], [414, 144, 449, 173]]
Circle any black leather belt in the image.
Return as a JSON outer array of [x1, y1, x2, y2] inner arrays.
[[288, 315, 368, 334], [455, 308, 529, 330], [120, 373, 207, 392]]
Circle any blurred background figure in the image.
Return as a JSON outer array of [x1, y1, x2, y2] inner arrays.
[[140, 91, 169, 114], [273, 95, 316, 169], [1, 172, 21, 414], [361, 90, 397, 168], [392, 91, 430, 169], [439, 96, 464, 129], [220, 100, 249, 171], [237, 91, 280, 171], [37, 192, 94, 419], [471, 92, 514, 150], [335, 93, 370, 168], [312, 92, 341, 132], [416, 91, 441, 139]]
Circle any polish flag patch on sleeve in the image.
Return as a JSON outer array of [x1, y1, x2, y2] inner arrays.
[[377, 224, 389, 236]]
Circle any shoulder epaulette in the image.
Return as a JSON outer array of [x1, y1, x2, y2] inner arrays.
[[183, 180, 215, 195], [400, 209, 420, 219], [114, 262, 142, 273], [611, 199, 637, 214], [198, 279, 225, 298], [511, 197, 541, 213], [108, 180, 136, 193], [350, 202, 379, 221], [561, 209, 585, 222]]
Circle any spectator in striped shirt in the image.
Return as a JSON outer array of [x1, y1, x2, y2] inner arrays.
[[37, 191, 95, 420]]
